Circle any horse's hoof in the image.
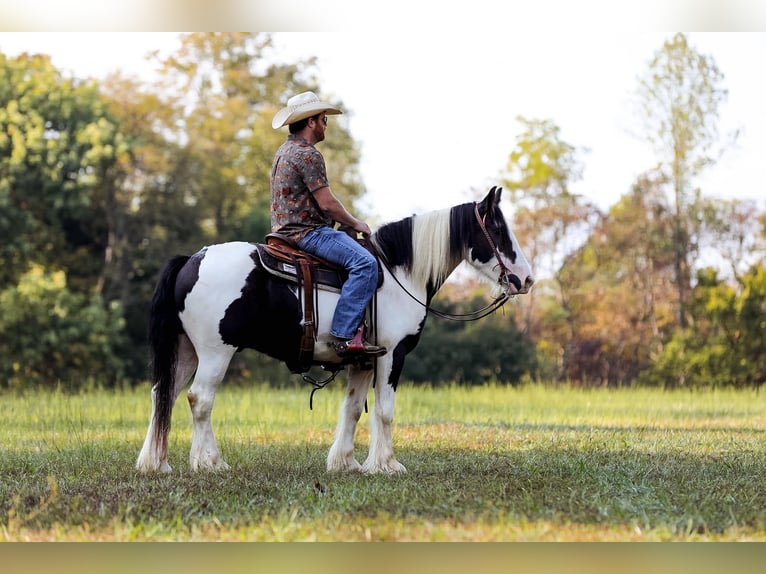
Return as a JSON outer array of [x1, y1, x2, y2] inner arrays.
[[362, 459, 407, 475], [190, 457, 231, 471], [327, 457, 363, 474]]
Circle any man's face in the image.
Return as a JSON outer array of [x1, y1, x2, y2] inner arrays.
[[311, 113, 327, 143]]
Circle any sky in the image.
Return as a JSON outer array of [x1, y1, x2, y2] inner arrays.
[[0, 30, 764, 224]]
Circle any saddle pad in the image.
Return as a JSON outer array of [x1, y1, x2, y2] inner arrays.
[[255, 244, 346, 292]]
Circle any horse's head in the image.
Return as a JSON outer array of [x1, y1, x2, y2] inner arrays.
[[467, 186, 534, 295]]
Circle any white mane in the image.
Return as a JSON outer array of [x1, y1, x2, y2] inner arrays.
[[411, 208, 462, 288]]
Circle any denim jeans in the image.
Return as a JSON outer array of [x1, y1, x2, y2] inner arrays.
[[297, 227, 379, 340]]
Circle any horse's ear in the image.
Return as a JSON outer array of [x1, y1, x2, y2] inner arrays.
[[481, 186, 502, 213]]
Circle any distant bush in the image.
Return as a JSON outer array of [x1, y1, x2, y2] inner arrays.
[[403, 297, 536, 386], [0, 265, 128, 390]]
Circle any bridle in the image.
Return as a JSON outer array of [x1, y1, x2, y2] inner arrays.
[[474, 202, 520, 291], [377, 202, 516, 322]]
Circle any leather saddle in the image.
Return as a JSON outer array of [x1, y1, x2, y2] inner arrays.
[[255, 232, 383, 373], [257, 233, 347, 293]]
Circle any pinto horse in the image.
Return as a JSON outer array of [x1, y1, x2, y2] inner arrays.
[[136, 186, 533, 475]]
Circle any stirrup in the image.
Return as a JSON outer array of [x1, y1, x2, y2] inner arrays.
[[332, 339, 387, 358], [332, 324, 386, 357]]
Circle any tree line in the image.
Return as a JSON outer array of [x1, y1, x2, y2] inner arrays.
[[501, 34, 765, 388], [1, 33, 763, 390]]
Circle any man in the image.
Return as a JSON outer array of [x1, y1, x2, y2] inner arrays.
[[270, 91, 386, 358]]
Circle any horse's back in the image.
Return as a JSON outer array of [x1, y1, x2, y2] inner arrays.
[[174, 241, 255, 300]]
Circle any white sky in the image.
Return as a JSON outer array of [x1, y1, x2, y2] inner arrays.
[[1, 31, 764, 224]]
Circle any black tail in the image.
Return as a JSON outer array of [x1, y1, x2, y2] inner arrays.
[[148, 255, 190, 457]]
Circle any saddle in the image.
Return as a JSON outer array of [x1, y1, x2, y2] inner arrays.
[[255, 232, 383, 372]]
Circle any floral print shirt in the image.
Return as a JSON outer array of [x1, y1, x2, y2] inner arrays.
[[270, 134, 333, 241]]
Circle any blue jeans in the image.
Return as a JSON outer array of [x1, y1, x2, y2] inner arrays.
[[298, 227, 379, 340]]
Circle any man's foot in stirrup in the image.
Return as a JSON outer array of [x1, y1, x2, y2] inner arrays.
[[332, 338, 387, 358], [331, 332, 387, 358]]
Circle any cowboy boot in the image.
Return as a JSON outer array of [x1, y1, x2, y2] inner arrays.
[[333, 326, 387, 358]]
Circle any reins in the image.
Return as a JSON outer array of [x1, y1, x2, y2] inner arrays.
[[375, 202, 513, 323]]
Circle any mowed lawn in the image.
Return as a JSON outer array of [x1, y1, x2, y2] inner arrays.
[[1, 382, 765, 541]]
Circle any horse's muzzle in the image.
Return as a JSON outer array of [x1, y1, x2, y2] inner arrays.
[[501, 272, 534, 295]]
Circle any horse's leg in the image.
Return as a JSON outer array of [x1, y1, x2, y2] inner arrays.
[[187, 345, 235, 471], [363, 354, 407, 474], [326, 364, 372, 473], [136, 334, 198, 473]]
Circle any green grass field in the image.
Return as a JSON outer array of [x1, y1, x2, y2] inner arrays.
[[1, 382, 765, 541]]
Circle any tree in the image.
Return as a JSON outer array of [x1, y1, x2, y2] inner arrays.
[[635, 33, 730, 328], [695, 197, 766, 282], [0, 52, 122, 292], [95, 73, 206, 378], [1, 38, 359, 387], [501, 116, 599, 379], [641, 264, 766, 388], [557, 171, 679, 385]]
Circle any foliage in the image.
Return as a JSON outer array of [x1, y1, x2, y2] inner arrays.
[[543, 173, 678, 385], [501, 34, 764, 387], [501, 116, 600, 380], [1, 385, 765, 541], [640, 264, 766, 388], [0, 266, 127, 389], [0, 52, 122, 292]]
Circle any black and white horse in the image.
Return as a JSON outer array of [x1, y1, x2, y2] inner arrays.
[[136, 187, 533, 474]]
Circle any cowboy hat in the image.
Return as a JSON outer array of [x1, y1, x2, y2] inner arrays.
[[271, 91, 343, 129]]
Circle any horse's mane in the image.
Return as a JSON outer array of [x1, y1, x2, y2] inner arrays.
[[372, 202, 475, 290]]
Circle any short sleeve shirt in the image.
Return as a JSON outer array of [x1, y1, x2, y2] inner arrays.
[[270, 134, 333, 241]]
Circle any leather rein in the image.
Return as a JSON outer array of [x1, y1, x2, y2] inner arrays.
[[377, 202, 514, 322]]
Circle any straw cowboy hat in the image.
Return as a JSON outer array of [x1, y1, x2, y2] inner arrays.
[[272, 91, 343, 129]]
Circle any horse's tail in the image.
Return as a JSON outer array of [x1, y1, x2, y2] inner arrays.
[[148, 255, 189, 457]]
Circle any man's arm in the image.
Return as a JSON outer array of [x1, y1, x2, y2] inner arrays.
[[313, 186, 372, 236]]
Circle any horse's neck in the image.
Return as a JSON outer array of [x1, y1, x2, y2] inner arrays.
[[374, 208, 465, 298], [409, 251, 463, 300]]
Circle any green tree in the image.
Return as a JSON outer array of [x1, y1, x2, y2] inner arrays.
[[695, 197, 766, 282], [635, 33, 730, 328], [95, 73, 205, 379], [641, 264, 766, 388], [1, 38, 368, 388], [0, 52, 122, 292], [103, 33, 365, 381]]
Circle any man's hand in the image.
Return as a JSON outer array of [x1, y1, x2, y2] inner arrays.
[[353, 221, 372, 237]]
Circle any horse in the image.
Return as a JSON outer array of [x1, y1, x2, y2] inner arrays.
[[136, 186, 534, 475]]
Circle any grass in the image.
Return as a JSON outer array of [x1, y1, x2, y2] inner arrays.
[[1, 382, 765, 541]]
